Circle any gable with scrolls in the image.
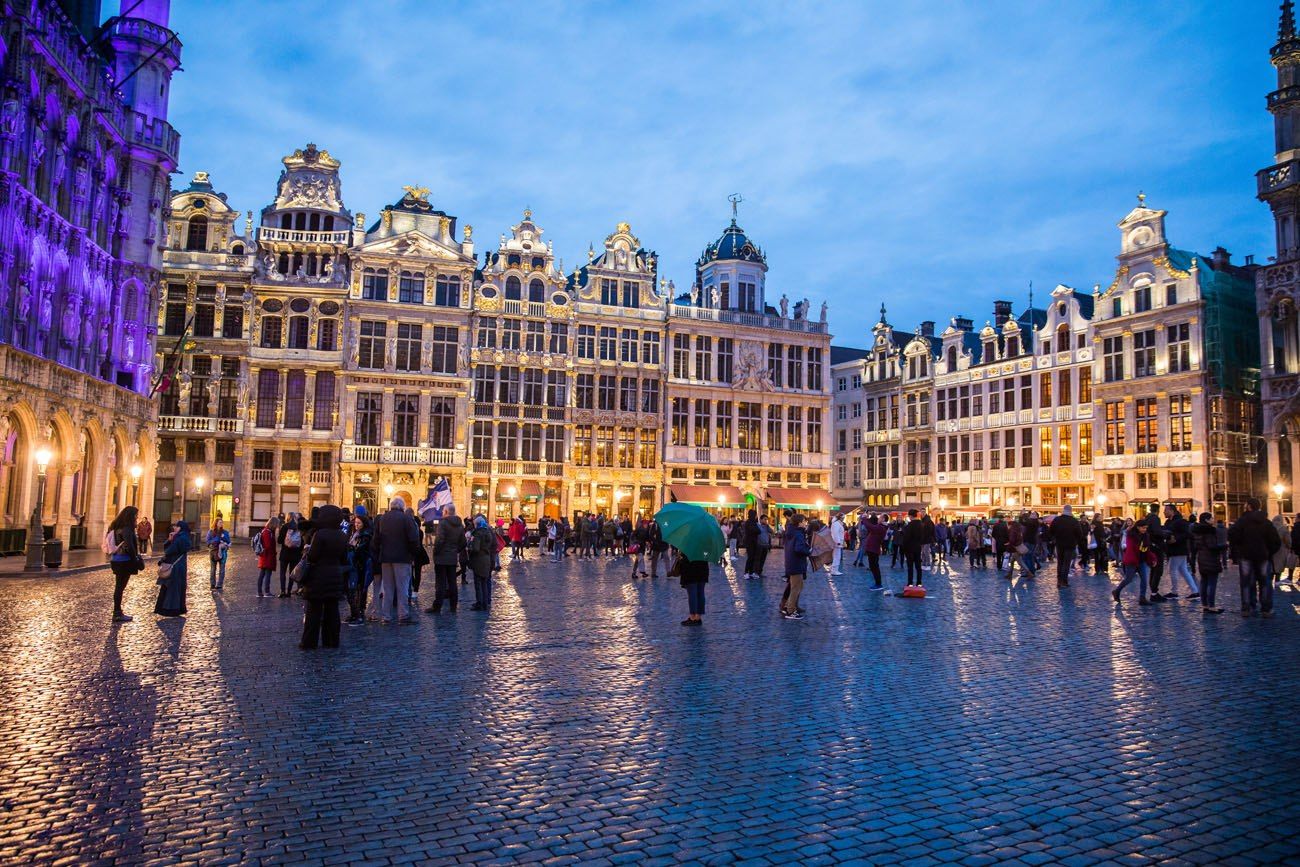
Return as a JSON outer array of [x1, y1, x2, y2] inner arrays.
[[353, 231, 471, 264]]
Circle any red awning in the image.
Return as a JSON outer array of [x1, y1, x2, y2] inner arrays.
[[669, 485, 748, 507], [764, 488, 835, 508], [496, 479, 542, 499]]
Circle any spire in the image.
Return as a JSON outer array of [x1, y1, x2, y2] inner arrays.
[[1282, 1, 1296, 41], [1028, 280, 1034, 311]]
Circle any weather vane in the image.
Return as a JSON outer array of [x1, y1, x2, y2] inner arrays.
[[403, 185, 430, 202]]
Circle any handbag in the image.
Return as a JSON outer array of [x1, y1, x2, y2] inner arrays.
[[288, 554, 312, 592], [667, 552, 684, 577], [157, 559, 174, 583], [627, 542, 641, 555]]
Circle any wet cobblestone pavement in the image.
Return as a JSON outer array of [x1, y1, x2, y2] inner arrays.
[[1, 547, 1298, 865]]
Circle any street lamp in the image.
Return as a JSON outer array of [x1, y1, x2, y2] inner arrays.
[[938, 496, 948, 512], [193, 476, 207, 544], [1274, 482, 1285, 499], [25, 446, 54, 569], [129, 464, 143, 507], [1095, 493, 1107, 515], [506, 485, 518, 499], [1007, 495, 1019, 509], [815, 498, 824, 513]]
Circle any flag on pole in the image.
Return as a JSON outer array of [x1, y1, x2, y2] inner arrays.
[[418, 478, 453, 521]]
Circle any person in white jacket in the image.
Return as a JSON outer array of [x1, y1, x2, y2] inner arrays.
[[829, 513, 846, 576]]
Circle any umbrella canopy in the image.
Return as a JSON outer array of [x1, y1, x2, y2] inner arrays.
[[654, 502, 728, 563]]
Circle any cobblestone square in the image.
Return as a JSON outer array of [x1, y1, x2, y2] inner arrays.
[[1, 548, 1298, 865]]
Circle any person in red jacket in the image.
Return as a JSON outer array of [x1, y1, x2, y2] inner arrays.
[[507, 515, 527, 561], [256, 516, 279, 597], [856, 515, 888, 590], [1112, 521, 1157, 606]]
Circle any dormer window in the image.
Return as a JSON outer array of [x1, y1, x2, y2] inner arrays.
[[505, 276, 522, 301], [1006, 336, 1020, 356], [1056, 324, 1070, 353], [983, 339, 996, 359], [185, 215, 208, 251], [946, 346, 957, 369]]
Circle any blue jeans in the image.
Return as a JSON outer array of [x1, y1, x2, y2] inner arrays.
[[1117, 562, 1149, 600], [257, 568, 273, 596], [1239, 559, 1273, 613], [685, 582, 706, 615]]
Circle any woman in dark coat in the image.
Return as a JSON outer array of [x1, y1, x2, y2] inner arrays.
[[154, 520, 191, 617], [299, 504, 349, 649], [106, 506, 144, 623], [678, 552, 709, 626]]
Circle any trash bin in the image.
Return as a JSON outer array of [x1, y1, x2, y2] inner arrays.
[[43, 538, 63, 568]]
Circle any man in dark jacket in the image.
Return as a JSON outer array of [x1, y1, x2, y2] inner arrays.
[[300, 504, 348, 649], [427, 505, 467, 613], [900, 510, 928, 587], [1162, 504, 1199, 600], [1228, 497, 1281, 616], [1050, 505, 1087, 588], [991, 518, 1010, 571], [1141, 505, 1170, 600], [369, 497, 421, 623], [858, 515, 888, 589], [741, 509, 762, 579], [467, 515, 496, 611]]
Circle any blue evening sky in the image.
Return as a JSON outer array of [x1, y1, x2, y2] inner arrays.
[[153, 1, 1278, 347]]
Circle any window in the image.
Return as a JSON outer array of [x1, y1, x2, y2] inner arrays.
[[501, 319, 521, 350], [193, 303, 214, 338], [1111, 298, 1123, 318], [496, 367, 520, 404], [718, 338, 734, 384], [522, 369, 544, 405], [595, 426, 614, 466], [477, 317, 497, 349], [527, 279, 546, 304], [429, 326, 458, 374], [838, 405, 847, 422], [1136, 471, 1158, 490], [1079, 423, 1092, 465], [260, 316, 282, 349], [786, 406, 803, 452], [599, 327, 617, 361], [222, 304, 243, 339], [1021, 428, 1033, 467], [284, 315, 307, 349], [1165, 283, 1178, 306], [576, 373, 594, 410], [355, 392, 382, 445], [497, 422, 519, 461], [548, 371, 567, 407], [1134, 283, 1152, 313], [284, 370, 306, 429], [1104, 401, 1125, 455], [393, 393, 419, 446], [1057, 424, 1072, 465], [505, 276, 522, 301], [672, 334, 690, 379], [472, 421, 493, 459], [851, 456, 861, 488], [524, 321, 545, 354], [600, 279, 618, 306], [572, 425, 592, 465], [434, 275, 461, 307], [358, 321, 386, 369], [1103, 336, 1124, 382], [1133, 329, 1156, 378], [1171, 470, 1192, 489], [638, 430, 657, 468], [522, 423, 543, 462], [472, 368, 494, 403], [1004, 429, 1016, 468], [598, 374, 616, 411], [256, 369, 279, 428], [619, 377, 638, 413], [671, 399, 688, 447], [1039, 372, 1052, 408], [1057, 370, 1070, 408], [621, 281, 640, 308], [1003, 378, 1015, 412], [185, 215, 208, 251], [313, 372, 335, 430], [1020, 375, 1032, 411], [620, 328, 638, 363], [715, 401, 733, 448], [185, 439, 205, 463], [549, 324, 569, 356], [808, 408, 823, 453], [990, 431, 1001, 470], [641, 330, 660, 365], [213, 441, 234, 464], [695, 337, 712, 381], [767, 406, 782, 452], [837, 377, 847, 393], [787, 346, 804, 390], [838, 430, 848, 452], [363, 268, 389, 301], [738, 403, 761, 450], [1078, 367, 1092, 405], [768, 344, 784, 387], [1167, 323, 1190, 373], [640, 379, 660, 413], [1169, 394, 1192, 451], [808, 348, 824, 392], [577, 325, 596, 359], [545, 426, 565, 463], [317, 319, 337, 351], [694, 400, 711, 447], [397, 271, 425, 304], [1135, 397, 1157, 453]]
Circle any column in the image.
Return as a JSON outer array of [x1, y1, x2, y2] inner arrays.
[[1268, 435, 1283, 514]]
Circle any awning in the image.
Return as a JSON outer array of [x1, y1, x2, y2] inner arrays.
[[496, 479, 543, 500], [669, 484, 748, 507], [764, 488, 835, 508]]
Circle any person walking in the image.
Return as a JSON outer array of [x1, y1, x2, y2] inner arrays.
[[1270, 514, 1292, 584], [206, 517, 230, 590], [255, 517, 278, 598], [467, 515, 496, 611], [647, 519, 667, 578], [991, 517, 1010, 571], [829, 512, 846, 576], [1228, 497, 1281, 617], [105, 506, 145, 623], [299, 504, 348, 649], [1004, 518, 1031, 580], [428, 505, 467, 614], [629, 518, 650, 578], [740, 509, 762, 579], [676, 551, 710, 626], [1161, 504, 1200, 600], [345, 513, 372, 624], [1051, 504, 1087, 589], [899, 509, 927, 587], [1090, 516, 1110, 575], [754, 515, 774, 578], [370, 497, 420, 623], [781, 514, 811, 620], [1113, 521, 1156, 606], [1191, 512, 1225, 614], [154, 520, 191, 617], [860, 514, 887, 589], [278, 514, 304, 597], [134, 514, 152, 556]]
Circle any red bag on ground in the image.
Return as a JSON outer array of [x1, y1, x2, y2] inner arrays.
[[902, 585, 927, 598]]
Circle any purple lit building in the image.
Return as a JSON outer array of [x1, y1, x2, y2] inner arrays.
[[0, 0, 179, 555]]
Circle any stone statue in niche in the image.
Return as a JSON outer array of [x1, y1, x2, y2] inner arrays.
[[98, 320, 110, 357], [61, 295, 81, 344], [779, 294, 789, 318], [73, 164, 89, 201], [16, 273, 30, 322], [79, 316, 93, 357], [38, 290, 52, 333], [0, 99, 21, 138]]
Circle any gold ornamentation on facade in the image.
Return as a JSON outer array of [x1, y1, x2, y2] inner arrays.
[[1106, 264, 1130, 294], [1153, 256, 1190, 279]]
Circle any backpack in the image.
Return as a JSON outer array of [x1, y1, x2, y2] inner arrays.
[[252, 532, 265, 555], [285, 529, 302, 548], [101, 528, 122, 556]]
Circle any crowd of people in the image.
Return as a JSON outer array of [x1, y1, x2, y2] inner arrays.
[[99, 493, 1293, 643]]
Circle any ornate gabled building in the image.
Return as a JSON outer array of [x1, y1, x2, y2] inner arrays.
[[665, 211, 832, 515], [562, 221, 665, 520], [0, 0, 179, 557], [344, 187, 474, 517]]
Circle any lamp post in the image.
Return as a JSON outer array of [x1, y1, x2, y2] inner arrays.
[[194, 476, 207, 545], [1273, 482, 1286, 513], [1095, 493, 1108, 517], [25, 446, 53, 569], [129, 464, 143, 508], [938, 496, 948, 516]]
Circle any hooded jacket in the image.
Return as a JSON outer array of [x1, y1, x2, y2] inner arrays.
[[303, 505, 349, 600], [1228, 509, 1281, 563]]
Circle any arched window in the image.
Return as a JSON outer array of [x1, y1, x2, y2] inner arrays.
[[231, 243, 244, 256], [983, 339, 996, 360], [528, 279, 546, 303], [185, 215, 208, 251], [1056, 324, 1070, 354], [1006, 335, 1020, 356], [505, 276, 522, 301], [362, 267, 388, 300], [946, 346, 957, 370]]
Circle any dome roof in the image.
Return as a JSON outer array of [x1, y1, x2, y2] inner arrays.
[[697, 218, 766, 268]]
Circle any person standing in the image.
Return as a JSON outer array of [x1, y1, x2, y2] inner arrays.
[[629, 518, 650, 578], [345, 513, 372, 624], [1051, 505, 1086, 589], [1191, 512, 1225, 614], [991, 517, 1010, 571], [278, 514, 304, 598], [1228, 497, 1281, 617], [1090, 516, 1110, 575], [134, 514, 152, 555], [647, 518, 667, 578], [899, 509, 927, 587], [154, 520, 191, 617], [206, 518, 230, 590], [255, 517, 278, 598], [1113, 521, 1156, 606], [860, 514, 887, 589], [754, 515, 774, 578], [740, 509, 762, 579], [781, 514, 811, 620], [467, 515, 496, 611], [370, 497, 420, 623], [1161, 504, 1200, 600], [428, 505, 466, 614], [829, 512, 846, 576], [105, 506, 144, 623], [508, 515, 526, 561], [299, 504, 349, 649], [1004, 518, 1031, 580], [678, 554, 709, 626], [965, 521, 982, 570]]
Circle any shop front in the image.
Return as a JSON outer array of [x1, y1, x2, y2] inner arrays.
[[667, 484, 750, 519], [764, 487, 836, 520]]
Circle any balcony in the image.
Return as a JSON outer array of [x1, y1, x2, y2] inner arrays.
[[131, 111, 180, 164], [159, 416, 244, 435], [342, 445, 381, 463], [502, 300, 549, 318], [670, 304, 829, 335], [257, 227, 353, 246], [250, 468, 273, 483], [308, 471, 331, 485]]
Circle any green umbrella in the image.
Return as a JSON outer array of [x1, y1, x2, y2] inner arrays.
[[654, 502, 728, 563]]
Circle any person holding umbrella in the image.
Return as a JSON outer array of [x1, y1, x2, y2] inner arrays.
[[654, 502, 726, 627]]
